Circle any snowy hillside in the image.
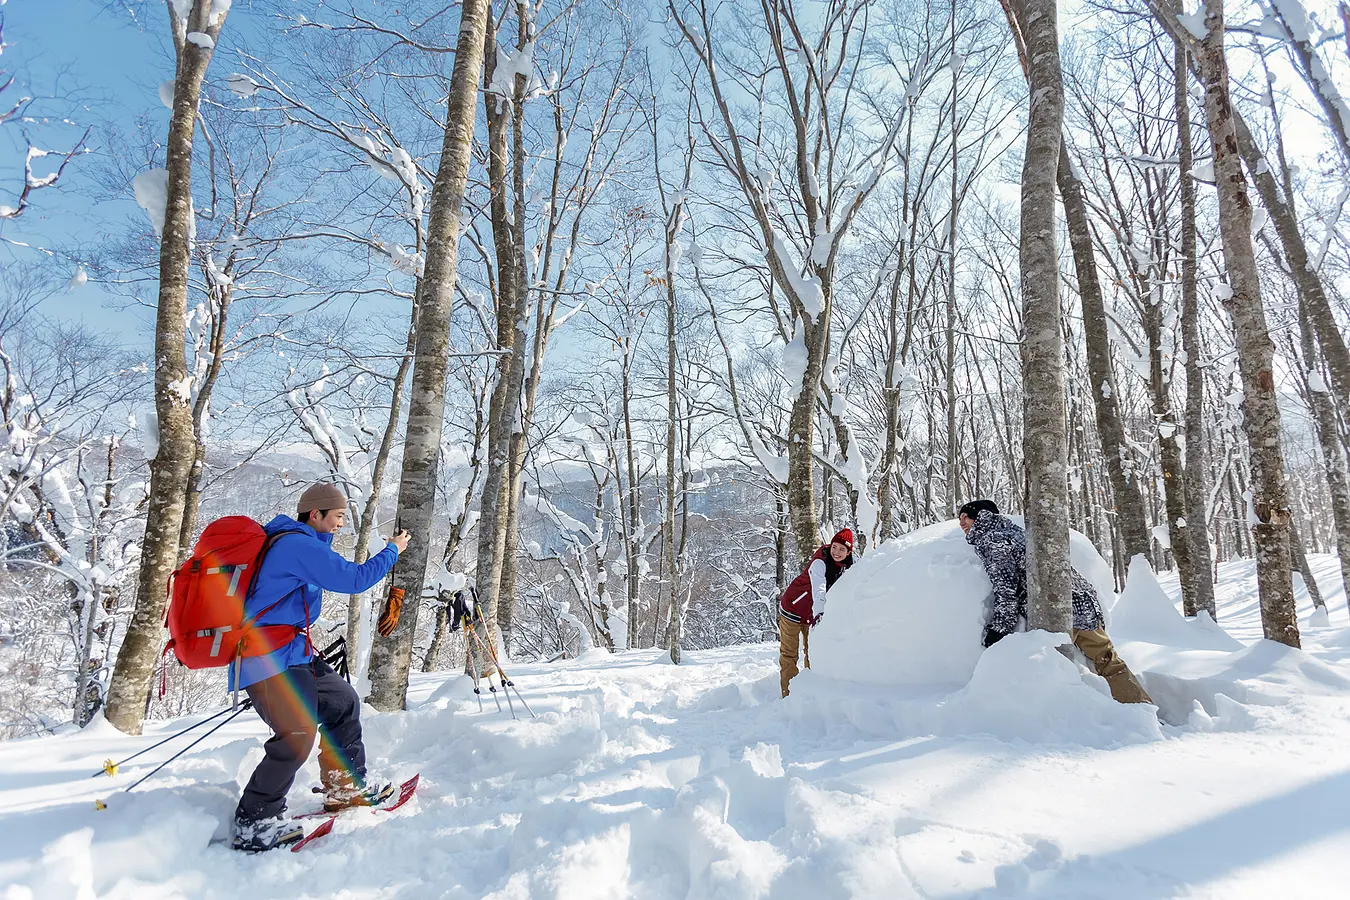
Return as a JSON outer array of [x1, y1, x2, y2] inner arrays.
[[4, 555, 1350, 899]]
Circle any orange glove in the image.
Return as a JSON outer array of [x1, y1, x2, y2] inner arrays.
[[377, 586, 405, 637]]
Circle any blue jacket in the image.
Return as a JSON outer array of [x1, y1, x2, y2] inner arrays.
[[230, 515, 399, 690]]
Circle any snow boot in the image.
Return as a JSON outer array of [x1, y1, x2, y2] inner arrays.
[[231, 812, 303, 852], [322, 774, 395, 813]]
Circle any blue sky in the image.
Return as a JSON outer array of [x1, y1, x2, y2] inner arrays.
[[2, 0, 187, 342]]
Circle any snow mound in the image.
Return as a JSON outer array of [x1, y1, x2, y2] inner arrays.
[[1123, 637, 1350, 726], [1111, 555, 1241, 651], [812, 520, 1119, 687], [810, 521, 988, 687], [937, 631, 1163, 746]]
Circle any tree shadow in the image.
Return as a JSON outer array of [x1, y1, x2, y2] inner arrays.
[[941, 766, 1350, 898]]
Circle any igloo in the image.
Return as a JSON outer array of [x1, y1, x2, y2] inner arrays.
[[810, 519, 1119, 687]]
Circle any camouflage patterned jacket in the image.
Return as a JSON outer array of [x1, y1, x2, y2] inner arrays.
[[964, 510, 1103, 634]]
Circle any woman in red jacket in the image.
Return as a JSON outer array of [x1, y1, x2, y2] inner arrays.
[[779, 528, 855, 697]]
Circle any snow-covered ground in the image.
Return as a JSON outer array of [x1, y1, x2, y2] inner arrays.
[[4, 551, 1350, 899]]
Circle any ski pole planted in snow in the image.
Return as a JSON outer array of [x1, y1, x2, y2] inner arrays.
[[97, 702, 255, 802], [461, 621, 485, 713], [92, 699, 252, 779], [473, 604, 536, 718]]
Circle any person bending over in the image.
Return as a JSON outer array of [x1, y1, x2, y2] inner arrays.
[[958, 499, 1151, 705], [778, 528, 855, 698]]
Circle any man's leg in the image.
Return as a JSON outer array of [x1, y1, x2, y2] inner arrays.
[[1072, 627, 1153, 704], [237, 665, 319, 820], [312, 658, 367, 789], [802, 621, 811, 670], [779, 615, 801, 698]]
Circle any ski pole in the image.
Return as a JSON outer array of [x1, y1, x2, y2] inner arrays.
[[111, 702, 254, 796], [466, 622, 502, 712], [465, 623, 511, 718], [92, 699, 252, 778], [474, 605, 536, 718], [461, 622, 485, 712]]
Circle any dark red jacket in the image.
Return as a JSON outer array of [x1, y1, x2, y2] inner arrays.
[[779, 544, 853, 624]]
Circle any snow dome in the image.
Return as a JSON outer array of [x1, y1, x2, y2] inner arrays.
[[810, 519, 1119, 687]]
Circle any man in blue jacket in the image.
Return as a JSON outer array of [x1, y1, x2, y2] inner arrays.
[[232, 481, 410, 851]]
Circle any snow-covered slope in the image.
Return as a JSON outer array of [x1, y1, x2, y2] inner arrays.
[[3, 556, 1350, 898]]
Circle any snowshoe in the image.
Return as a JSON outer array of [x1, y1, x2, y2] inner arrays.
[[231, 813, 304, 852], [322, 776, 395, 813]]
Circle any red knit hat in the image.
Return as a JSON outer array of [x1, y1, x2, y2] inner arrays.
[[831, 528, 854, 550]]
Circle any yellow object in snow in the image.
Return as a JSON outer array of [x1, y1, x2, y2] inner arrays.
[[103, 759, 119, 777], [94, 799, 107, 811]]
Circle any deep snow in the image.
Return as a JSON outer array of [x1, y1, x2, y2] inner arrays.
[[4, 552, 1350, 899]]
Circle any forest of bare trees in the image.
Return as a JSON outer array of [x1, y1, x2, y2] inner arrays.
[[3, 0, 1350, 735]]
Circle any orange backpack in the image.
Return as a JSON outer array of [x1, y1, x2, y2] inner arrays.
[[163, 517, 304, 669]]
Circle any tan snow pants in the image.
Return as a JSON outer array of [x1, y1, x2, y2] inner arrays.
[[1072, 627, 1153, 705], [779, 615, 810, 698]]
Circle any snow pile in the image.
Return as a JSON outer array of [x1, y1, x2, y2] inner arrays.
[[937, 631, 1163, 745], [1111, 555, 1242, 651], [811, 521, 987, 686], [812, 519, 1119, 687]]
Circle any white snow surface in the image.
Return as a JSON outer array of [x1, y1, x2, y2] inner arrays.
[[5, 556, 1350, 897]]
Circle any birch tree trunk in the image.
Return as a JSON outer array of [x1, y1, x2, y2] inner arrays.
[[1185, 0, 1298, 646], [347, 329, 415, 678], [1000, 0, 1148, 570], [1298, 294, 1350, 608], [1228, 112, 1350, 412], [1288, 519, 1325, 613], [1017, 0, 1071, 633], [104, 1, 226, 734], [472, 10, 531, 673], [1174, 32, 1217, 618], [1057, 146, 1150, 564], [365, 0, 490, 710]]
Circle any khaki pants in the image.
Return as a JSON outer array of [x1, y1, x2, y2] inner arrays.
[[1072, 627, 1153, 705], [779, 615, 810, 698]]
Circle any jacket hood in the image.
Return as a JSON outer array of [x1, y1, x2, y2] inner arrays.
[[264, 514, 331, 545]]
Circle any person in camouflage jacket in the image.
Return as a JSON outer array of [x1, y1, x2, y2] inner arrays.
[[958, 499, 1152, 705]]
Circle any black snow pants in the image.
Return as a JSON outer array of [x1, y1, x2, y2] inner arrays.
[[236, 657, 366, 821]]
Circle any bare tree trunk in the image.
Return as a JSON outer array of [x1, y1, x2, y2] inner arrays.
[[1288, 519, 1325, 613], [1158, 0, 1299, 646], [1298, 295, 1350, 609], [1057, 149, 1150, 564], [365, 0, 490, 710], [1018, 0, 1071, 633], [1228, 109, 1350, 411], [104, 2, 225, 734], [1001, 0, 1148, 566], [945, 2, 960, 517], [472, 13, 529, 676], [348, 330, 415, 673], [621, 361, 641, 649], [1174, 32, 1217, 618], [1141, 273, 1198, 613]]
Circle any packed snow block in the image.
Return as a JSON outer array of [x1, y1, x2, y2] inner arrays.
[[811, 520, 1117, 687], [1111, 555, 1241, 651], [938, 631, 1163, 747]]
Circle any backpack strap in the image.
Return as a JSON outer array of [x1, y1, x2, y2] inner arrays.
[[240, 528, 310, 639]]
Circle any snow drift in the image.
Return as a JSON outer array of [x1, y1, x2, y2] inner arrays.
[[811, 519, 1119, 688]]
